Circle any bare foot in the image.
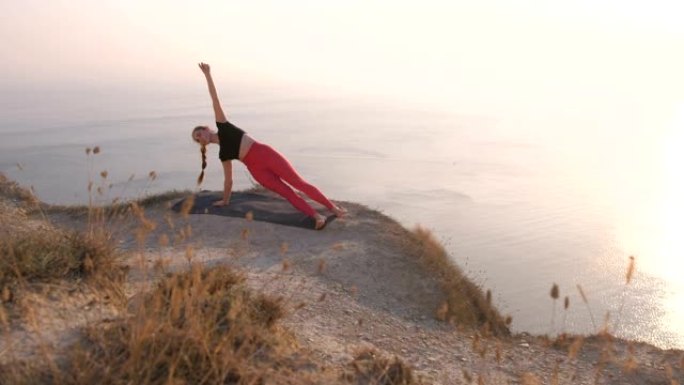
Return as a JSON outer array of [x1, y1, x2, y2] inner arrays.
[[332, 205, 347, 218], [314, 214, 327, 230]]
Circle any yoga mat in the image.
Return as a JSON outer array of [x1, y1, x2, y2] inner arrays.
[[171, 190, 336, 230]]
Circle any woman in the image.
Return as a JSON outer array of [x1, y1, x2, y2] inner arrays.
[[192, 62, 345, 230]]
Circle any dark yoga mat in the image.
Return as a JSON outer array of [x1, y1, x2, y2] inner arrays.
[[171, 190, 336, 230]]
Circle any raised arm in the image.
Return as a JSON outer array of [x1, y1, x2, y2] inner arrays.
[[198, 62, 227, 123]]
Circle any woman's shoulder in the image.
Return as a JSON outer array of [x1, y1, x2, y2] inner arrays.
[[216, 120, 236, 128], [216, 120, 245, 133]]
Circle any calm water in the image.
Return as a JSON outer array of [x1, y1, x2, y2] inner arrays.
[[1, 83, 683, 349]]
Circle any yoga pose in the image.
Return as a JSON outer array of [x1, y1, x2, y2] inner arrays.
[[192, 62, 345, 229]]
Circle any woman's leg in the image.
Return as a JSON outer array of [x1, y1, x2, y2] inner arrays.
[[248, 166, 318, 218], [260, 145, 338, 211]]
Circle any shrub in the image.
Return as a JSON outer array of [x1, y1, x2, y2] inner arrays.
[[0, 229, 121, 287]]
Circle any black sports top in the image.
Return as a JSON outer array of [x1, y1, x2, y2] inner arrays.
[[216, 121, 245, 161]]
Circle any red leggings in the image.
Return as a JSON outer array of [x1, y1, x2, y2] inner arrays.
[[242, 142, 335, 218]]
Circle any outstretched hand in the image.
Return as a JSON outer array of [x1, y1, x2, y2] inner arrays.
[[198, 62, 211, 75]]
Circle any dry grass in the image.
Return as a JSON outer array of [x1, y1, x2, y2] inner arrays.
[[0, 265, 300, 384], [45, 190, 192, 218], [1, 170, 427, 383], [62, 265, 300, 385], [407, 226, 510, 336], [1, 172, 126, 326], [542, 257, 684, 384], [5, 171, 683, 383], [0, 173, 124, 290], [0, 229, 121, 287], [0, 218, 126, 333], [344, 349, 424, 385], [0, 264, 426, 385], [0, 173, 39, 209]]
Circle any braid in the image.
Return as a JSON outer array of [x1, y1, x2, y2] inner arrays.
[[197, 145, 207, 185]]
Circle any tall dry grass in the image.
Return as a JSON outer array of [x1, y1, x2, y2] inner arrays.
[[1, 168, 126, 373], [0, 168, 125, 293], [0, 264, 427, 385], [0, 173, 39, 210], [407, 225, 510, 336], [545, 256, 684, 384], [1, 265, 288, 384], [0, 228, 121, 287]]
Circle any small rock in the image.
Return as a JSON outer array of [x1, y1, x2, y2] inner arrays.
[[519, 342, 530, 348], [427, 356, 438, 362]]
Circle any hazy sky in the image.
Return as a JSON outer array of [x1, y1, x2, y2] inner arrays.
[[2, 0, 683, 111]]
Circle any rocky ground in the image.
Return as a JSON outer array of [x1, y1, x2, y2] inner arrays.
[[1, 185, 683, 384]]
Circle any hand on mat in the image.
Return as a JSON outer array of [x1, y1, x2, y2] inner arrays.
[[212, 199, 228, 207]]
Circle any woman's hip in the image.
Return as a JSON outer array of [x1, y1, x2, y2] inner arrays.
[[242, 141, 277, 169]]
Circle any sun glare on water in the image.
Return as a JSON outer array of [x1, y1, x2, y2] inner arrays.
[[617, 103, 684, 346], [657, 148, 684, 272], [655, 106, 684, 344]]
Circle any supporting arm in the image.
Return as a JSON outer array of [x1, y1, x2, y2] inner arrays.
[[213, 160, 233, 206]]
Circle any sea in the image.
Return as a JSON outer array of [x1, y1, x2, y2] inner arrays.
[[1, 81, 682, 349]]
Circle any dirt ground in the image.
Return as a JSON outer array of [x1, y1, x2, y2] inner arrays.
[[1, 190, 683, 384]]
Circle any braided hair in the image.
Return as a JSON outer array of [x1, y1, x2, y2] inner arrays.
[[192, 126, 209, 186], [197, 144, 207, 185]]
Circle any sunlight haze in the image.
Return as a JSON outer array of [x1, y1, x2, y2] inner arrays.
[[2, 0, 683, 112]]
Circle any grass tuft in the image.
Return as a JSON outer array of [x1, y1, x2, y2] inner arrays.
[[0, 228, 122, 287], [407, 226, 510, 336], [1, 264, 429, 384], [0, 173, 39, 209], [0, 265, 312, 385], [344, 349, 423, 385]]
